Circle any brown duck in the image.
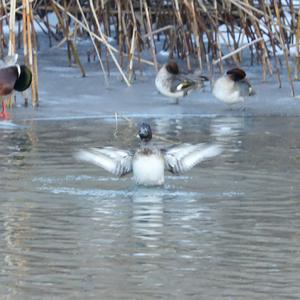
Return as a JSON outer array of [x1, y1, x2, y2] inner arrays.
[[0, 55, 32, 119]]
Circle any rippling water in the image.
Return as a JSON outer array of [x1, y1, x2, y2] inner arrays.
[[1, 116, 300, 299]]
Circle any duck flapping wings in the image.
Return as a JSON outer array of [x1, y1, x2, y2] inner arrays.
[[75, 143, 222, 176]]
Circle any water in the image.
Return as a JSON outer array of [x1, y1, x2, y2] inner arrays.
[[1, 116, 300, 300]]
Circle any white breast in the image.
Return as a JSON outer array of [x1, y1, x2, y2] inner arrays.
[[212, 77, 242, 104], [132, 153, 165, 186], [155, 68, 184, 98]]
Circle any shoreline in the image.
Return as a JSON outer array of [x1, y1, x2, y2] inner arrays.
[[4, 35, 300, 122]]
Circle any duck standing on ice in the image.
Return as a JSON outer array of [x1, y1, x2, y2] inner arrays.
[[75, 123, 222, 186], [0, 54, 32, 120], [212, 68, 254, 106], [155, 60, 208, 104]]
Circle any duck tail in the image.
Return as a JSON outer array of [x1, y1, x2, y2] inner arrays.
[[248, 84, 255, 96], [198, 75, 209, 82], [176, 80, 195, 92]]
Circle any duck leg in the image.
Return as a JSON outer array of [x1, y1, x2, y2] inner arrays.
[[0, 98, 10, 120]]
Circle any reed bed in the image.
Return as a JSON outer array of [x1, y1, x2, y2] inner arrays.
[[1, 0, 38, 106], [1, 0, 300, 104]]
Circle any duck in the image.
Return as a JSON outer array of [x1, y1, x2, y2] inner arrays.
[[155, 60, 208, 104], [0, 54, 32, 120], [75, 122, 222, 186], [0, 54, 32, 95], [212, 68, 254, 105]]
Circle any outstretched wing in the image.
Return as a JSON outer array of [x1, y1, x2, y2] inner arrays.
[[75, 147, 133, 176], [164, 143, 222, 174]]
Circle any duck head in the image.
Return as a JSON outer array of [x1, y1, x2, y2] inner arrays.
[[166, 60, 179, 75], [138, 123, 152, 142], [226, 68, 246, 82], [14, 65, 32, 92]]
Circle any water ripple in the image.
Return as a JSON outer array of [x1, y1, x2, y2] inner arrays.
[[1, 116, 300, 299]]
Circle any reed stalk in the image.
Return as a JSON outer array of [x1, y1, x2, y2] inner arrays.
[[21, 0, 29, 105], [116, 0, 123, 67], [262, 2, 282, 87], [76, 0, 108, 86], [30, 0, 39, 105], [89, 0, 131, 86], [52, 1, 153, 66], [294, 4, 300, 81], [274, 1, 295, 96], [0, 2, 4, 58], [175, 0, 192, 69], [25, 0, 36, 106], [7, 0, 16, 108], [143, 0, 158, 71], [51, 0, 86, 77], [3, 0, 300, 103], [183, 0, 202, 69], [213, 37, 264, 65], [128, 0, 137, 82], [8, 0, 16, 56]]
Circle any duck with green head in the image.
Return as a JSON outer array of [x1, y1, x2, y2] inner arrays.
[[0, 54, 32, 119]]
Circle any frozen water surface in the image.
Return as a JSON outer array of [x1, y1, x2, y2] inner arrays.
[[1, 33, 300, 298], [1, 115, 300, 300]]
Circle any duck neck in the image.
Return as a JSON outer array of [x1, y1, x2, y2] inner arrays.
[[140, 140, 151, 149]]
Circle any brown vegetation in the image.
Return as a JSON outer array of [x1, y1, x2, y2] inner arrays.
[[1, 1, 300, 105]]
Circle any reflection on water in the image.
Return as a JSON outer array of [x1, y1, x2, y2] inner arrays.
[[210, 116, 243, 151], [131, 189, 164, 245], [1, 116, 300, 299]]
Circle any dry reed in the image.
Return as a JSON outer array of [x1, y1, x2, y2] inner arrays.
[[0, 0, 300, 103]]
